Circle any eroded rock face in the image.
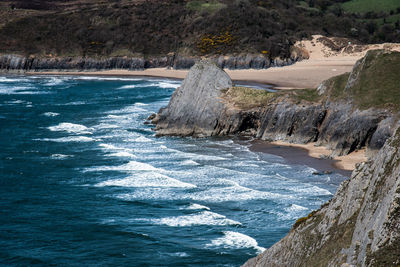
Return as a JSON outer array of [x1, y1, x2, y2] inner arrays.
[[242, 128, 400, 267], [153, 60, 395, 156], [0, 53, 298, 72], [154, 60, 232, 136]]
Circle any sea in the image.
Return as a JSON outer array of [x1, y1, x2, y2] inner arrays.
[[0, 75, 347, 266]]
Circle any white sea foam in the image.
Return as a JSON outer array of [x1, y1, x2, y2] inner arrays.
[[0, 87, 50, 95], [118, 85, 139, 89], [289, 185, 332, 196], [48, 123, 92, 134], [183, 204, 210, 210], [36, 136, 95, 142], [105, 114, 125, 119], [157, 82, 181, 89], [50, 154, 73, 159], [286, 204, 308, 212], [78, 77, 142, 81], [190, 180, 291, 202], [181, 160, 200, 166], [95, 172, 196, 188], [134, 136, 152, 142], [206, 231, 265, 253], [63, 101, 86, 105], [134, 103, 149, 106], [4, 100, 26, 104], [0, 77, 31, 83], [42, 112, 60, 117], [107, 152, 137, 159], [44, 77, 65, 86], [99, 143, 120, 150], [150, 211, 240, 227], [86, 160, 159, 172], [93, 123, 119, 130]]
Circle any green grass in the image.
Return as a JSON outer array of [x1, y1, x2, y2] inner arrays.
[[323, 50, 400, 111], [222, 86, 274, 109], [342, 0, 400, 13], [186, 0, 226, 14], [350, 51, 400, 111], [291, 88, 322, 103]]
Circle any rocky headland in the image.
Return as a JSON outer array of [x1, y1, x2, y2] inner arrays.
[[151, 49, 400, 266]]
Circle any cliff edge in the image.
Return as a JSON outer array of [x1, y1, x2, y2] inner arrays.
[[242, 128, 400, 267]]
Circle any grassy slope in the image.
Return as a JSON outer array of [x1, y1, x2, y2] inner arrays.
[[342, 0, 400, 13], [324, 50, 400, 111]]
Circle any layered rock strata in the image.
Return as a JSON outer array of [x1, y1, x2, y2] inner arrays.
[[0, 53, 300, 72], [153, 60, 396, 156]]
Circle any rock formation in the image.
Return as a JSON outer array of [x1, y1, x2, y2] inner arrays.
[[152, 49, 400, 266], [154, 60, 232, 136], [242, 128, 400, 267], [153, 51, 398, 156], [0, 53, 299, 72]]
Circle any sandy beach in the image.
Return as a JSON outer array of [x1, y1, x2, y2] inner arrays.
[[27, 35, 400, 89]]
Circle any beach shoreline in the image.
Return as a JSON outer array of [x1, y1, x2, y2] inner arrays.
[[250, 139, 367, 177]]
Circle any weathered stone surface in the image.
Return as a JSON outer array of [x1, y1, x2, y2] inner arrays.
[[0, 53, 299, 72], [242, 128, 400, 267], [154, 60, 232, 136], [153, 59, 395, 156]]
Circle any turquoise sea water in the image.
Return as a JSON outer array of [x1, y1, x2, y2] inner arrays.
[[0, 76, 346, 266]]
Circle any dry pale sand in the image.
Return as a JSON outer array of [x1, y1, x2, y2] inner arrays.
[[270, 141, 367, 171], [28, 35, 400, 89]]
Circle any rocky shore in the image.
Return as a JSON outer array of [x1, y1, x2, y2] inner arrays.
[[153, 52, 398, 157], [151, 51, 400, 266], [0, 53, 302, 73]]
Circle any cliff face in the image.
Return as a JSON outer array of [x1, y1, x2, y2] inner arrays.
[[242, 128, 400, 267], [153, 53, 397, 156], [0, 53, 299, 72]]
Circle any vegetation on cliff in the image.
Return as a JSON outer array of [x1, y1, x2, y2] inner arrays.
[[321, 50, 400, 111], [0, 0, 399, 58]]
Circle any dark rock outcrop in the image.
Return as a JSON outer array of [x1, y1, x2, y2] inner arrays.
[[0, 53, 300, 72], [242, 128, 400, 267]]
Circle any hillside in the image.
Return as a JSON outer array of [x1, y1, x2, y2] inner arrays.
[[0, 0, 399, 59]]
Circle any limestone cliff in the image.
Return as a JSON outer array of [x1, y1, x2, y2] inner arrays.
[[0, 53, 298, 72], [154, 60, 232, 136], [242, 128, 400, 267], [153, 51, 399, 156]]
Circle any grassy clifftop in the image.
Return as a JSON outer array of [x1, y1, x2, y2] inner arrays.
[[323, 50, 400, 111]]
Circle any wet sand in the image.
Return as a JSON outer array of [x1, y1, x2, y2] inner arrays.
[[250, 139, 368, 177]]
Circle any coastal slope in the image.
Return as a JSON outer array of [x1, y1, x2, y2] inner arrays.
[[243, 128, 400, 266]]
